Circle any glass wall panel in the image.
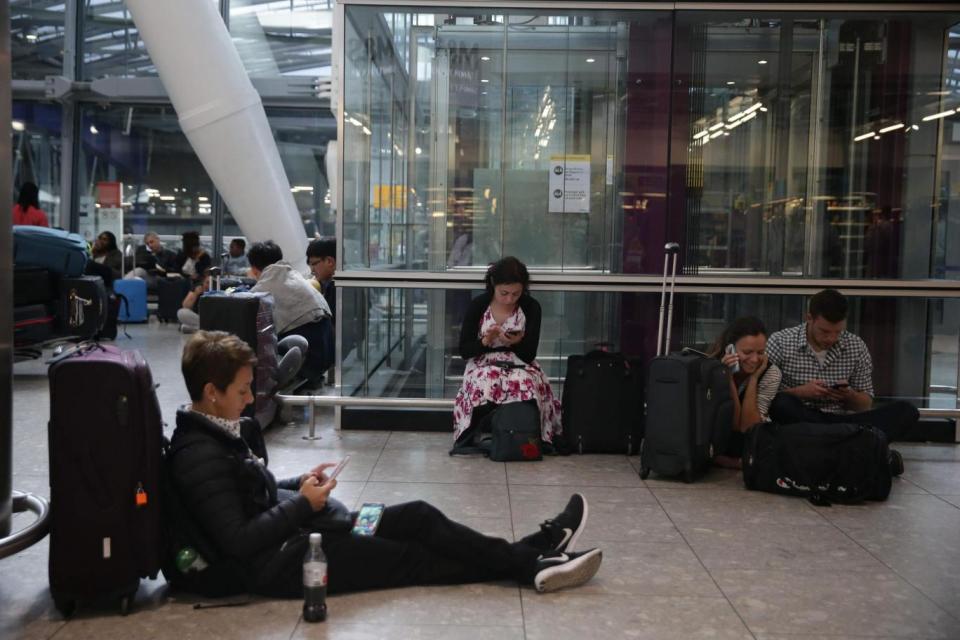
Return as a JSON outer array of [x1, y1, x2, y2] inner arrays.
[[230, 0, 333, 78], [78, 104, 215, 256], [676, 12, 960, 280], [81, 0, 217, 79], [935, 22, 960, 281], [223, 107, 336, 254], [342, 7, 673, 272], [82, 1, 155, 79], [11, 0, 66, 80], [340, 286, 958, 414], [12, 101, 63, 228]]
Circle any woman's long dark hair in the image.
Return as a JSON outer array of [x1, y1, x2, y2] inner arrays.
[[17, 182, 40, 210], [93, 231, 119, 256], [710, 316, 768, 358], [484, 256, 530, 295], [182, 231, 203, 259]]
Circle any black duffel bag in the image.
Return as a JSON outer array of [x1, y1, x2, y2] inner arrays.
[[743, 421, 892, 506]]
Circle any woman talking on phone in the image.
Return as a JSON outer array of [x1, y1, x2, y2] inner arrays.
[[711, 316, 782, 469], [167, 331, 602, 598], [453, 257, 562, 447]]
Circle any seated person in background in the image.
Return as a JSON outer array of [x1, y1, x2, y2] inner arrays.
[[248, 241, 333, 385], [175, 230, 212, 284], [222, 238, 250, 276], [766, 288, 917, 473], [454, 257, 562, 446], [13, 181, 49, 227], [169, 330, 601, 597], [306, 238, 336, 321], [91, 231, 123, 280], [176, 272, 208, 333], [711, 317, 782, 469], [126, 231, 176, 288]]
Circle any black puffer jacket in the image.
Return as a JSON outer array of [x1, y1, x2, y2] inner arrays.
[[169, 408, 347, 593]]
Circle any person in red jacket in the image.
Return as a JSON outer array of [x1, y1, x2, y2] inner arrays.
[[12, 182, 49, 227]]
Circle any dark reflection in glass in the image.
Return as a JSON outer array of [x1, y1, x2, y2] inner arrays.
[[675, 12, 960, 280]]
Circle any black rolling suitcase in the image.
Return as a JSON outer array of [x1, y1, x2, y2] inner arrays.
[[639, 243, 733, 482], [561, 350, 644, 454], [58, 275, 109, 339], [198, 292, 280, 426], [47, 344, 164, 616], [14, 266, 55, 306], [14, 304, 56, 346], [157, 277, 190, 323]]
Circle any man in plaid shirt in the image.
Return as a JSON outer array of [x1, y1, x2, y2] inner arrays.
[[766, 289, 918, 472]]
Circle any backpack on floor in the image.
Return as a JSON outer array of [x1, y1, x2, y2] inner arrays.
[[450, 400, 542, 462], [742, 421, 892, 506]]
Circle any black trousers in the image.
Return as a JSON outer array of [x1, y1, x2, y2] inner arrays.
[[281, 317, 334, 380], [263, 501, 542, 597], [769, 393, 919, 443]]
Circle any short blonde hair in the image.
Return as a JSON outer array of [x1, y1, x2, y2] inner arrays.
[[181, 330, 257, 401]]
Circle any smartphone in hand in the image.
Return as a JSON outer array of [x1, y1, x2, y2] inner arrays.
[[327, 455, 351, 481], [830, 382, 850, 390], [725, 343, 739, 373]]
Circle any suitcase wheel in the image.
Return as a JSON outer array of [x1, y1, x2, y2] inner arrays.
[[54, 596, 77, 618], [120, 595, 133, 616], [683, 469, 694, 484], [639, 467, 650, 480]]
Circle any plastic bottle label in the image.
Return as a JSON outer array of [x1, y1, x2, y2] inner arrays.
[[303, 562, 327, 587]]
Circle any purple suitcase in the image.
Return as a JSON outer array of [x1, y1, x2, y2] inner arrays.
[[47, 344, 163, 616]]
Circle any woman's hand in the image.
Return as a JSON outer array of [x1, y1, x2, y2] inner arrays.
[[502, 330, 524, 347], [481, 325, 501, 347], [751, 353, 770, 379], [299, 475, 336, 512], [721, 351, 739, 371], [301, 462, 337, 485]]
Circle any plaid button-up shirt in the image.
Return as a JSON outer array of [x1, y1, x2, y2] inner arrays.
[[766, 323, 874, 414]]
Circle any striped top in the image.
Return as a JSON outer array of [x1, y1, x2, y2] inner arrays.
[[738, 364, 782, 422]]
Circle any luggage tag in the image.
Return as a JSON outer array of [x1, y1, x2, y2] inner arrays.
[[135, 482, 148, 507]]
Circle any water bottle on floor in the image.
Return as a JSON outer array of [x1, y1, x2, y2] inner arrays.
[[302, 533, 327, 622]]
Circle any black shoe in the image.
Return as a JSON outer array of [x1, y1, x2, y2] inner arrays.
[[533, 548, 602, 593], [527, 493, 588, 553], [889, 449, 904, 477]]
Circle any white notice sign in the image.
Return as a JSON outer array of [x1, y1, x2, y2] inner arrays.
[[548, 154, 590, 214]]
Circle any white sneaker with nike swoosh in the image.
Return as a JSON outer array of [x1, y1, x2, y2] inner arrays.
[[533, 548, 602, 593]]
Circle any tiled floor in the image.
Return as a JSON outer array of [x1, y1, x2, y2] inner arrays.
[[3, 322, 960, 639]]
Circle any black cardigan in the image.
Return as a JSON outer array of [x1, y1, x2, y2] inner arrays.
[[169, 409, 340, 592], [458, 292, 542, 364]]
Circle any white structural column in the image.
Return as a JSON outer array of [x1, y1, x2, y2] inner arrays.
[[124, 0, 308, 273]]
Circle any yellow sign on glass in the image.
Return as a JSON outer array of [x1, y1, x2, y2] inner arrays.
[[373, 185, 408, 209]]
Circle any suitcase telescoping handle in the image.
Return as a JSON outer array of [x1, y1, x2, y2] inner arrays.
[[656, 242, 680, 357], [208, 266, 221, 292]]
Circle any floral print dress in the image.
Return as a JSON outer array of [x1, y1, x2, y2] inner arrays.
[[453, 305, 563, 443]]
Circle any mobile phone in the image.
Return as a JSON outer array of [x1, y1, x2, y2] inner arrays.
[[725, 344, 739, 373], [504, 329, 521, 337], [352, 502, 386, 536], [328, 455, 351, 481], [831, 382, 850, 389]]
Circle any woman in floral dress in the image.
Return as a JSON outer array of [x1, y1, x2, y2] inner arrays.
[[453, 257, 562, 445]]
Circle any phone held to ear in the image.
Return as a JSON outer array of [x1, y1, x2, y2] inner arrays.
[[725, 344, 739, 373], [352, 503, 386, 536]]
